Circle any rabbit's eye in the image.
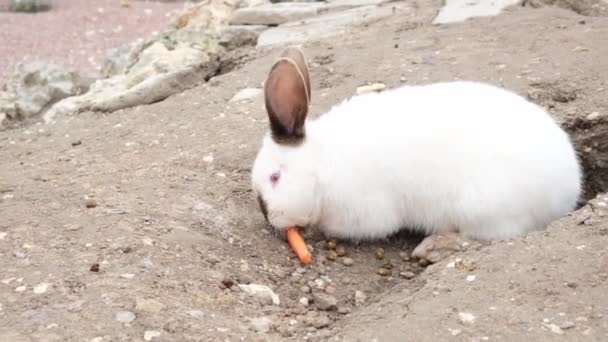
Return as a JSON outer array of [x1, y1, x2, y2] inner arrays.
[[270, 172, 281, 185]]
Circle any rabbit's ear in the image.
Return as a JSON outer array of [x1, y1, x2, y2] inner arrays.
[[264, 46, 311, 144]]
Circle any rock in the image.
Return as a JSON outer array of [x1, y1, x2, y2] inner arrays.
[[171, 0, 242, 30], [250, 316, 273, 333], [341, 257, 354, 266], [357, 83, 386, 95], [433, 0, 521, 25], [101, 42, 137, 78], [218, 25, 266, 50], [33, 283, 50, 294], [257, 5, 397, 47], [399, 271, 416, 279], [312, 312, 331, 328], [187, 310, 206, 319], [135, 297, 165, 314], [238, 284, 280, 305], [45, 41, 222, 122], [458, 312, 476, 325], [143, 330, 161, 341], [229, 88, 263, 102], [0, 62, 90, 124], [115, 310, 136, 323], [543, 323, 564, 335], [229, 3, 324, 25], [299, 297, 309, 306], [313, 292, 338, 311], [374, 247, 385, 260], [354, 290, 367, 306], [325, 0, 389, 11]]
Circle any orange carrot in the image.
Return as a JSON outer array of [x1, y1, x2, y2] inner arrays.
[[286, 227, 312, 265]]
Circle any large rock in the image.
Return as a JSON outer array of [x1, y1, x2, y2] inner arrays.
[[0, 62, 90, 127], [257, 4, 398, 47], [45, 40, 222, 122], [433, 0, 520, 24], [45, 0, 259, 122], [229, 2, 325, 25]]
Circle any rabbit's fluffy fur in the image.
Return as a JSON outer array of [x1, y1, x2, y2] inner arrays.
[[252, 48, 582, 242]]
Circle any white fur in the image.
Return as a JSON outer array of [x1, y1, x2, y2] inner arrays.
[[251, 81, 582, 241]]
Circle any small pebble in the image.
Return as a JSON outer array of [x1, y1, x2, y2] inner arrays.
[[326, 240, 337, 250], [300, 285, 311, 294], [120, 273, 135, 279], [543, 323, 564, 335], [458, 312, 476, 325], [418, 258, 430, 267], [560, 321, 575, 330], [376, 267, 390, 276], [466, 275, 476, 282], [33, 283, 50, 294], [84, 198, 98, 208], [325, 285, 336, 294], [337, 306, 351, 315], [398, 252, 410, 261], [90, 263, 100, 272], [299, 297, 309, 306], [335, 245, 347, 257], [220, 278, 235, 289], [341, 257, 354, 266], [313, 292, 338, 311], [400, 271, 416, 279], [327, 250, 338, 261], [354, 290, 367, 306], [375, 248, 385, 260], [188, 310, 205, 319], [115, 311, 136, 323], [250, 317, 273, 333], [382, 261, 394, 270], [71, 140, 82, 147], [144, 330, 161, 341], [15, 285, 26, 292]]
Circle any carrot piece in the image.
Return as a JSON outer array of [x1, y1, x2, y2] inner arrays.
[[286, 227, 312, 265]]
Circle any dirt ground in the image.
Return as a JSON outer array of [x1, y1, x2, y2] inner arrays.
[[1, 1, 607, 341]]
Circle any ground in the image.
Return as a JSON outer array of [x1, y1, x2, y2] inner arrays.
[[1, 1, 608, 341]]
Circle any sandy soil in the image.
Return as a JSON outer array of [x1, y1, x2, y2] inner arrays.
[[0, 1, 607, 341], [0, 0, 186, 81]]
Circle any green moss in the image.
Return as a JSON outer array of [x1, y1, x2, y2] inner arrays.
[[9, 0, 52, 13]]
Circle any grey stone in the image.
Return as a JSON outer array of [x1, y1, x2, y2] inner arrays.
[[257, 5, 397, 47], [1, 62, 90, 124], [229, 3, 325, 25], [45, 41, 222, 122], [433, 0, 520, 24], [218, 25, 267, 50], [115, 310, 136, 323], [238, 283, 280, 306], [229, 88, 263, 102], [250, 316, 273, 333], [135, 297, 165, 314], [313, 292, 338, 311]]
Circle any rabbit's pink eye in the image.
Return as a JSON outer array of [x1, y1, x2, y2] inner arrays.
[[270, 172, 281, 185]]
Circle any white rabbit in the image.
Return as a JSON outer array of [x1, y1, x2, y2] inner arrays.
[[251, 46, 582, 261]]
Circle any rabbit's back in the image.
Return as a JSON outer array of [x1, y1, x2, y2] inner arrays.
[[311, 81, 581, 240]]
